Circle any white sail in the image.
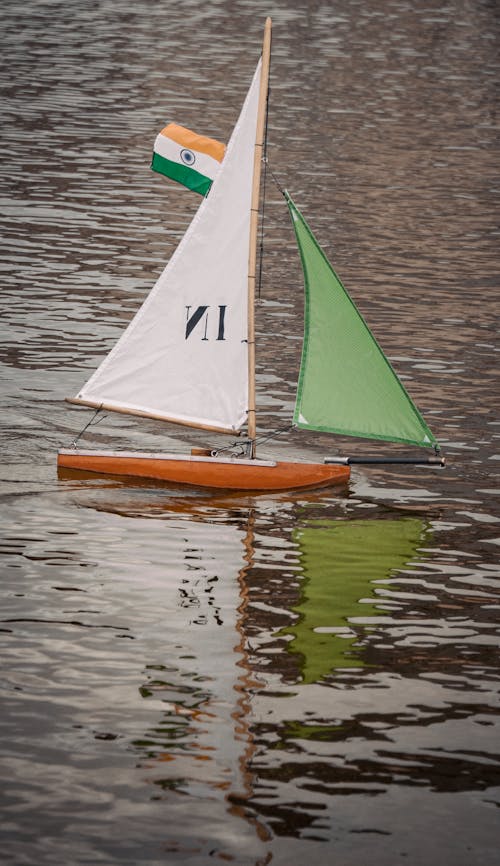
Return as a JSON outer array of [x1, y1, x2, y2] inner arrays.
[[73, 61, 262, 433]]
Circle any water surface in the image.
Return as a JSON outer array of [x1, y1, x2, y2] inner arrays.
[[1, 1, 499, 864]]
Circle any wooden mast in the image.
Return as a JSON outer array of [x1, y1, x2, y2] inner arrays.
[[247, 17, 272, 459]]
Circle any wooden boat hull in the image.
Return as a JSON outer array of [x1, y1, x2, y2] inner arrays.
[[57, 449, 350, 491]]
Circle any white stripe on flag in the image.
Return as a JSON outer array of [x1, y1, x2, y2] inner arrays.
[[154, 133, 222, 181]]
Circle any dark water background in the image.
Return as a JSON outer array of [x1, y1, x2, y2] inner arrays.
[[1, 1, 499, 864]]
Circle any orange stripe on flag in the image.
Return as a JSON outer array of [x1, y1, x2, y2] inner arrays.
[[159, 123, 225, 162]]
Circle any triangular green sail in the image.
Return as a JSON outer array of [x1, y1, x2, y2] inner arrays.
[[280, 517, 428, 683], [286, 194, 437, 448]]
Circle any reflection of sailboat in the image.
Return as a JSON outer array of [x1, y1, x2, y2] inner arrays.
[[58, 18, 443, 491], [281, 518, 428, 683]]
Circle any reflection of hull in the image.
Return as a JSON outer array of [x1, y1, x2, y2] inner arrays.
[[57, 448, 350, 491]]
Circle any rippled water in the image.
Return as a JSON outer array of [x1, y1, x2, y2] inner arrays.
[[1, 1, 499, 864]]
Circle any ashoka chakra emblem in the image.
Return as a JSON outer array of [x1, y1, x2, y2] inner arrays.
[[180, 148, 196, 166]]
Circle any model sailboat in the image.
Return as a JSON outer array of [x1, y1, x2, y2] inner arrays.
[[58, 18, 443, 491]]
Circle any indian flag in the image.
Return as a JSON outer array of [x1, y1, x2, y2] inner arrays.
[[151, 123, 225, 196]]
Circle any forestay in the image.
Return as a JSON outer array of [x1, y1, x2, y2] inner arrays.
[[287, 194, 438, 449], [72, 61, 262, 433]]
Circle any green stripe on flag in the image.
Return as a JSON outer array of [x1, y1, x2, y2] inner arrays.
[[151, 152, 212, 196]]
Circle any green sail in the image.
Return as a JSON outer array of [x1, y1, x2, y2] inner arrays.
[[286, 194, 437, 449], [281, 517, 428, 683]]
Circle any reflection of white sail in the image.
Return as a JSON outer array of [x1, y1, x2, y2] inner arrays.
[[127, 508, 269, 860], [136, 517, 247, 795]]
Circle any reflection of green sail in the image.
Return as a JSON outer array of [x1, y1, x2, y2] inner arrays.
[[281, 518, 427, 683]]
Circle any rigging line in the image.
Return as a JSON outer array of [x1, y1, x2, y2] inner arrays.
[[254, 423, 294, 448], [70, 406, 107, 448], [211, 424, 293, 458], [268, 164, 285, 196]]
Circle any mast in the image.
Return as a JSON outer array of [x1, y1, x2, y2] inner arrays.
[[247, 17, 272, 458]]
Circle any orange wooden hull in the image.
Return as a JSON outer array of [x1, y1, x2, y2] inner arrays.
[[57, 449, 350, 491]]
